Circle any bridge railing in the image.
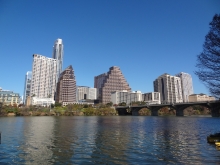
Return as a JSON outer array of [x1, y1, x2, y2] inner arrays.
[[115, 100, 220, 108]]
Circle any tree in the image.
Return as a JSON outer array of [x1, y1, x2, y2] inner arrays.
[[195, 14, 220, 98], [83, 104, 89, 108], [106, 102, 113, 107], [118, 102, 126, 106], [55, 102, 62, 107]]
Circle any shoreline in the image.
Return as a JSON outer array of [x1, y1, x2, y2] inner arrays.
[[0, 112, 212, 117]]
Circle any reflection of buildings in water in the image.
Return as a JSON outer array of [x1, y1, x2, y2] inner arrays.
[[152, 117, 202, 163], [49, 117, 76, 164], [18, 117, 55, 163], [50, 117, 98, 164], [90, 117, 132, 164]]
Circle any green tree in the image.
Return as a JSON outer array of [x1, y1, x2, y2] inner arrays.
[[83, 104, 89, 108], [55, 102, 62, 107], [51, 104, 55, 108], [106, 102, 113, 107], [118, 102, 126, 106], [195, 14, 220, 98]]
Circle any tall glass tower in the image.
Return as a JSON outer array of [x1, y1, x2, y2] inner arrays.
[[52, 38, 64, 83], [176, 72, 194, 102], [23, 71, 32, 104]]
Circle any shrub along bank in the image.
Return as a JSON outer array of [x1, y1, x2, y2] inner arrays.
[[0, 104, 118, 116], [0, 104, 211, 117]]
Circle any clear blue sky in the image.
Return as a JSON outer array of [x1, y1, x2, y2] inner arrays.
[[0, 0, 220, 97]]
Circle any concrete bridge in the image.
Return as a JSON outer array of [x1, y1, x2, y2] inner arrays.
[[115, 101, 220, 117]]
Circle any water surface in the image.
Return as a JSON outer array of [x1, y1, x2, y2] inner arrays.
[[0, 116, 220, 164]]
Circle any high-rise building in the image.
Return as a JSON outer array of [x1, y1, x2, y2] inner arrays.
[[52, 38, 64, 83], [154, 73, 183, 104], [176, 72, 193, 102], [142, 92, 161, 104], [77, 86, 97, 101], [30, 54, 57, 99], [55, 65, 77, 106], [94, 66, 131, 104], [23, 71, 32, 104], [94, 73, 107, 101], [111, 90, 142, 105]]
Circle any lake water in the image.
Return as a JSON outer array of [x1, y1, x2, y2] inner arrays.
[[0, 116, 220, 164]]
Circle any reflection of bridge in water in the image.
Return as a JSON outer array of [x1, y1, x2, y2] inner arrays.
[[116, 101, 220, 117]]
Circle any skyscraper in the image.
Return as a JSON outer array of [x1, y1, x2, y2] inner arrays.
[[30, 54, 57, 99], [23, 71, 32, 104], [52, 38, 64, 82], [77, 86, 97, 101], [55, 65, 77, 106], [176, 72, 193, 102], [94, 66, 131, 104], [154, 73, 183, 104]]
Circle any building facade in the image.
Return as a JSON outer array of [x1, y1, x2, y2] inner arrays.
[[154, 73, 183, 104], [176, 72, 193, 102], [26, 96, 31, 107], [94, 73, 107, 101], [55, 65, 77, 105], [188, 94, 215, 102], [111, 90, 142, 105], [0, 89, 20, 106], [94, 66, 131, 104], [142, 92, 161, 104], [77, 86, 97, 101], [30, 54, 57, 99], [31, 97, 55, 107], [23, 71, 32, 104], [52, 38, 64, 83]]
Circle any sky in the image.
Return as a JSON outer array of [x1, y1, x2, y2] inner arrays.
[[0, 0, 220, 97]]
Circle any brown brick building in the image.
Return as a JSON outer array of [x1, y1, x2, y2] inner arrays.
[[94, 66, 131, 104], [55, 65, 77, 105]]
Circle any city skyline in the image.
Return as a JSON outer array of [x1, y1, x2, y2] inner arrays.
[[1, 1, 220, 97]]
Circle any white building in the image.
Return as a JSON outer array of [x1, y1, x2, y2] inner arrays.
[[30, 54, 57, 99], [189, 94, 215, 102], [31, 97, 55, 107], [23, 71, 32, 104], [111, 90, 142, 105], [52, 38, 64, 83], [142, 92, 161, 104], [176, 72, 193, 102], [77, 86, 97, 102], [154, 73, 183, 104]]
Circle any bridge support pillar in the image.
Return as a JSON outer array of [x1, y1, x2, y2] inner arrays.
[[116, 108, 131, 115], [131, 108, 141, 116], [211, 107, 220, 117], [176, 109, 184, 116], [151, 108, 159, 116]]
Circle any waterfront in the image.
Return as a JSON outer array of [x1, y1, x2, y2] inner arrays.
[[0, 116, 220, 164]]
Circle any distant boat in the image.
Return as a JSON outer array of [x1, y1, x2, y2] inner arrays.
[[207, 133, 220, 143]]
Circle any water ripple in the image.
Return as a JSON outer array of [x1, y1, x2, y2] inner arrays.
[[0, 116, 220, 164]]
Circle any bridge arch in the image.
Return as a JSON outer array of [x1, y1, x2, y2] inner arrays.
[[116, 101, 220, 117], [174, 104, 211, 116]]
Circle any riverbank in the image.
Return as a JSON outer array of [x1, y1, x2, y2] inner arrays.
[[0, 105, 118, 117], [0, 104, 211, 117]]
